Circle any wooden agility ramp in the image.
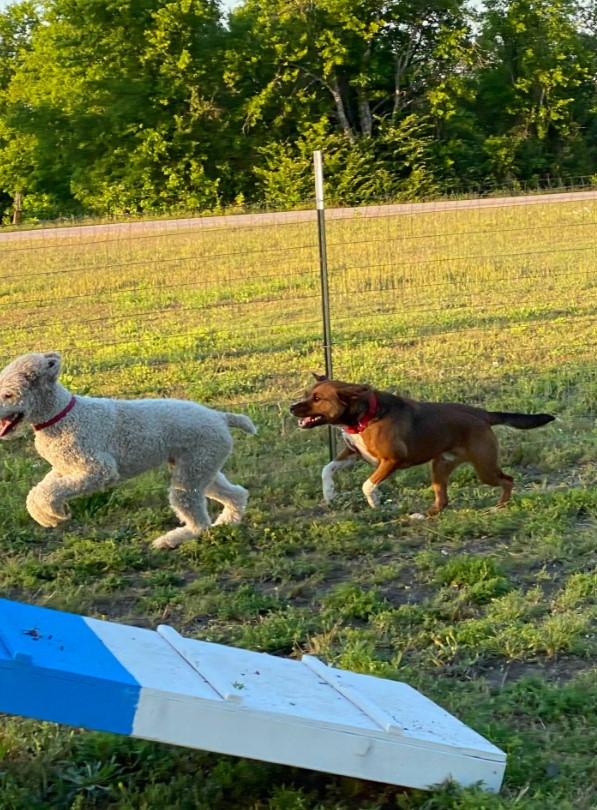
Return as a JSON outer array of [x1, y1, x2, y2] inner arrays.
[[0, 598, 506, 792]]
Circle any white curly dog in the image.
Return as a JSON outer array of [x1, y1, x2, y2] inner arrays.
[[0, 351, 256, 549]]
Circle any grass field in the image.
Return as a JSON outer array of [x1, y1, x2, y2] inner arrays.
[[0, 195, 596, 809]]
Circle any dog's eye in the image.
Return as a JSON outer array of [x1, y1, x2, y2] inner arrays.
[[312, 394, 320, 402], [2, 392, 14, 401]]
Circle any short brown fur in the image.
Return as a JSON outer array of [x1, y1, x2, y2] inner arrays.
[[290, 376, 555, 514]]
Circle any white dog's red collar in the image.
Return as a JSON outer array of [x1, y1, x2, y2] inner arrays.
[[33, 396, 77, 431], [344, 394, 378, 435]]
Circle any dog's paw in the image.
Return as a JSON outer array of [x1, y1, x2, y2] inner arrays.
[[213, 510, 242, 526], [151, 525, 199, 550], [486, 505, 507, 514], [322, 486, 336, 504], [151, 532, 188, 550], [26, 504, 58, 528], [26, 490, 71, 528], [151, 536, 179, 550], [213, 487, 248, 526], [408, 512, 427, 521], [362, 480, 381, 508]]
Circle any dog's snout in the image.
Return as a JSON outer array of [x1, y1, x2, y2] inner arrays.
[[289, 401, 302, 415]]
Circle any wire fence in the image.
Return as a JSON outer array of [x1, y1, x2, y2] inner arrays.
[[0, 178, 596, 444]]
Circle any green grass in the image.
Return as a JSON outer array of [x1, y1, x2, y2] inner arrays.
[[0, 196, 596, 809]]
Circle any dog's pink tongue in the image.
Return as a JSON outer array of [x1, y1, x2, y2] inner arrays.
[[299, 416, 317, 428], [0, 417, 13, 436], [0, 414, 20, 437]]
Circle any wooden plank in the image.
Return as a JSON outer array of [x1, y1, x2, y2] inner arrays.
[[0, 598, 507, 792]]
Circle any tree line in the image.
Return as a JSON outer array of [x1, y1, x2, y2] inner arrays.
[[1, 0, 596, 222]]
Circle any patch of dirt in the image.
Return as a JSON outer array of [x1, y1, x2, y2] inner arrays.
[[475, 655, 592, 690]]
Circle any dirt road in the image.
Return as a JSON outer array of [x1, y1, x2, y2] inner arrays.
[[0, 188, 595, 244]]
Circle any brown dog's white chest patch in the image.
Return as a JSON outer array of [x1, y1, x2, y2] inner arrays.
[[341, 431, 378, 466]]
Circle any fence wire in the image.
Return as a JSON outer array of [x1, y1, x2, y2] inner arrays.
[[0, 188, 595, 433]]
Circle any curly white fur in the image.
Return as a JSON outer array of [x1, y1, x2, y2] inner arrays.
[[0, 352, 256, 549]]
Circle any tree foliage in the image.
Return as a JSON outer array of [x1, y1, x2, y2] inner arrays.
[[0, 0, 596, 219], [0, 0, 40, 218], [474, 0, 595, 182]]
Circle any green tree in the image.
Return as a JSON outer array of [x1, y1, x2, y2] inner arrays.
[[254, 115, 440, 204], [474, 0, 594, 183], [224, 0, 475, 202], [0, 1, 40, 221], [4, 0, 231, 217], [3, 0, 597, 218], [227, 0, 474, 141]]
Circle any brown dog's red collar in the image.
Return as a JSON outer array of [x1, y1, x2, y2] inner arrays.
[[344, 393, 377, 434], [33, 396, 76, 431]]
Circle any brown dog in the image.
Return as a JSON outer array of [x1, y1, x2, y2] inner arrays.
[[290, 374, 555, 515]]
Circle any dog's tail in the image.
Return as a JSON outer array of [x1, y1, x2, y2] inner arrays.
[[485, 411, 555, 430], [225, 413, 257, 435]]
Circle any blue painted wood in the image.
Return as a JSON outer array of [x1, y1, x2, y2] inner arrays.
[[0, 599, 140, 735]]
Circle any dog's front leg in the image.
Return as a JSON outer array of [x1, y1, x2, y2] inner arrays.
[[322, 446, 358, 504], [362, 459, 400, 508], [26, 460, 119, 528]]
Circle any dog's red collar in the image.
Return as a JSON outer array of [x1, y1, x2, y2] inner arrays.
[[33, 396, 76, 431], [344, 393, 378, 434]]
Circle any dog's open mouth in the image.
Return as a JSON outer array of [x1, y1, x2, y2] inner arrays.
[[298, 415, 327, 429], [0, 412, 24, 438]]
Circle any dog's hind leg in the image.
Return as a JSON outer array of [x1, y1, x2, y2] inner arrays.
[[420, 454, 465, 517], [472, 463, 514, 510], [467, 429, 514, 509], [152, 463, 212, 550], [207, 472, 249, 526], [152, 486, 211, 550]]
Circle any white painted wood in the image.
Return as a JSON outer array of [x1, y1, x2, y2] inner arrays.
[[132, 688, 506, 791], [90, 616, 504, 759], [157, 625, 244, 703], [301, 655, 403, 735], [85, 617, 221, 701], [336, 669, 504, 762], [150, 633, 376, 734], [128, 625, 506, 790]]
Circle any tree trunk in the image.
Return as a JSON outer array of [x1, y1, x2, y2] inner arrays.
[[12, 191, 23, 226], [392, 33, 420, 117], [358, 91, 373, 136], [330, 74, 354, 141], [358, 41, 373, 136]]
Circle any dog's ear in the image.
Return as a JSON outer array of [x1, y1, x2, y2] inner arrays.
[[43, 352, 62, 381], [311, 371, 328, 382], [336, 384, 370, 404], [27, 352, 61, 385]]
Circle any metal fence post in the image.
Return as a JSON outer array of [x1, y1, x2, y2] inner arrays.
[[313, 150, 336, 461]]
